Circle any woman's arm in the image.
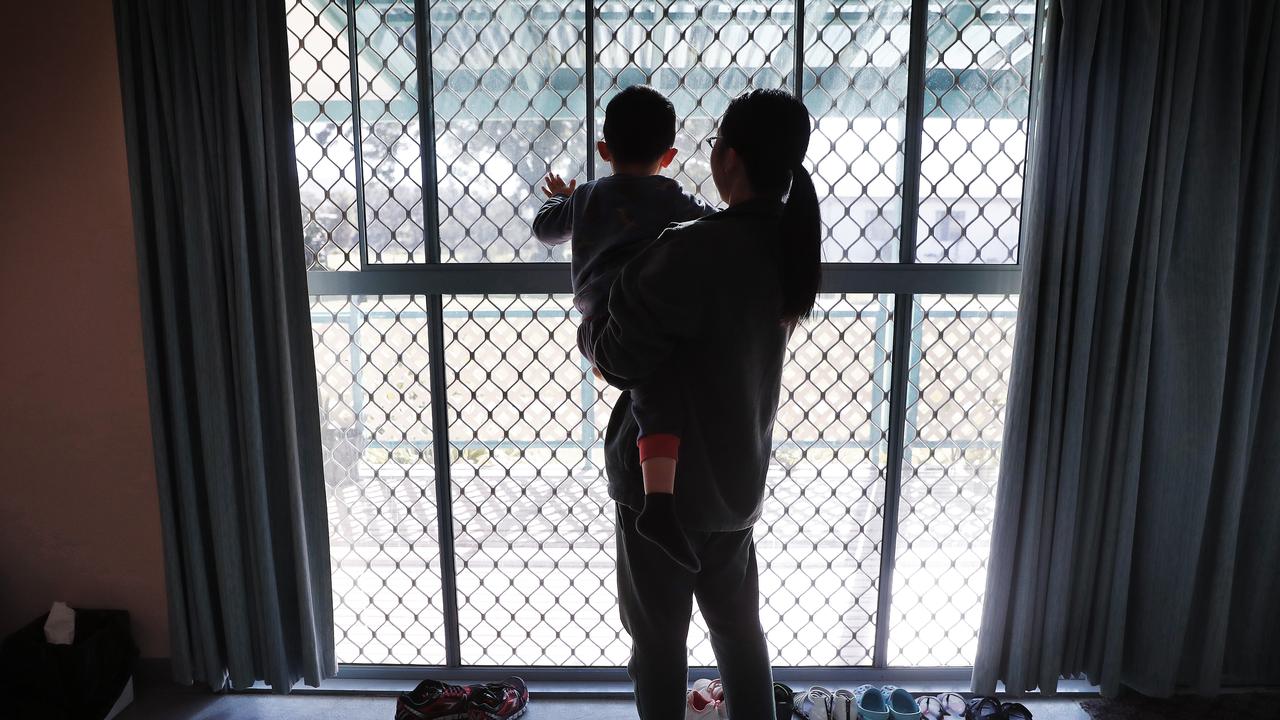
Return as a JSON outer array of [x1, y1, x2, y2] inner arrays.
[[591, 228, 705, 389]]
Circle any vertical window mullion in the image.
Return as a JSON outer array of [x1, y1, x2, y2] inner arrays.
[[874, 0, 930, 669], [345, 0, 371, 269], [415, 0, 463, 668], [793, 0, 803, 98], [585, 0, 596, 181]]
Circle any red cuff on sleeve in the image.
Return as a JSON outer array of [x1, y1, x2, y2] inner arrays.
[[637, 433, 681, 463]]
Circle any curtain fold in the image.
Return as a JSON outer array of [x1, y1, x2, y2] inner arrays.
[[114, 0, 335, 691], [974, 0, 1280, 698]]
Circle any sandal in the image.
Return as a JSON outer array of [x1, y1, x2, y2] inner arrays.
[[1001, 702, 1033, 720], [919, 696, 946, 720], [965, 697, 1004, 720], [938, 693, 968, 716]]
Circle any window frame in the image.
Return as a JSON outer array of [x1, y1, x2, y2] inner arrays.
[[301, 0, 1040, 679]]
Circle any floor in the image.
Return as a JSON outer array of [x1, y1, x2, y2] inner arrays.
[[115, 685, 1094, 720]]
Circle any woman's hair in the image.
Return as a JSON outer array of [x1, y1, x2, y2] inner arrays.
[[718, 88, 821, 325]]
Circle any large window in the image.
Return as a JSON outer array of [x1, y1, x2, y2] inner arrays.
[[288, 0, 1035, 672]]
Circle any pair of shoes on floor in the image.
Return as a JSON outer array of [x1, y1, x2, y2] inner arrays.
[[918, 692, 968, 719], [852, 685, 922, 720], [958, 696, 1032, 720], [396, 676, 528, 720], [793, 685, 921, 720], [686, 678, 727, 718]]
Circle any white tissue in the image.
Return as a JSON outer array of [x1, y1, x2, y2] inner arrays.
[[43, 601, 75, 645]]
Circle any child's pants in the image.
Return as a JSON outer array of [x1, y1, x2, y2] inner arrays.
[[614, 503, 776, 720], [581, 317, 684, 461]]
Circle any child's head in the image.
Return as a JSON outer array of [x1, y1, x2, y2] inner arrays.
[[599, 85, 679, 174]]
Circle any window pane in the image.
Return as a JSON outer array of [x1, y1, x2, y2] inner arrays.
[[442, 293, 892, 666], [803, 0, 910, 262], [289, 0, 361, 271], [313, 295, 446, 664], [915, 1, 1035, 263], [761, 294, 894, 665], [355, 0, 428, 264], [432, 1, 588, 262], [889, 293, 1018, 665], [596, 0, 795, 202], [444, 295, 623, 664]]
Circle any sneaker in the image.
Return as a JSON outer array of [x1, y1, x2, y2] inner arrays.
[[692, 677, 725, 703], [853, 684, 889, 720], [686, 685, 727, 719], [774, 682, 795, 719], [396, 678, 472, 720], [794, 686, 835, 720], [833, 688, 855, 720], [882, 687, 921, 720], [467, 677, 528, 720]]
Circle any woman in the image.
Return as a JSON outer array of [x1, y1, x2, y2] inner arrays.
[[592, 88, 822, 720]]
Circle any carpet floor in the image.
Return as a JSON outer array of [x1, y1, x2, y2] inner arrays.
[[115, 686, 1095, 720], [1079, 693, 1280, 719]]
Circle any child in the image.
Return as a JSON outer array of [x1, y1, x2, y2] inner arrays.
[[532, 85, 713, 572]]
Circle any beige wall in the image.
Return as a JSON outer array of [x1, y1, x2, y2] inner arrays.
[[0, 0, 169, 657]]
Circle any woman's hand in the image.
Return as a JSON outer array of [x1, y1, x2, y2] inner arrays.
[[541, 172, 577, 198]]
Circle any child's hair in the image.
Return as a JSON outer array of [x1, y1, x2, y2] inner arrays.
[[718, 88, 821, 325], [602, 85, 678, 166]]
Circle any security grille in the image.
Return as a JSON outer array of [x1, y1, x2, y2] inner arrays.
[[289, 0, 1038, 673]]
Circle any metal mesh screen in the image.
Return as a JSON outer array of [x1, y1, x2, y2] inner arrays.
[[288, 0, 361, 271], [316, 294, 898, 665], [914, 0, 1035, 263], [313, 295, 447, 664], [802, 0, 910, 262], [595, 0, 795, 202], [431, 0, 588, 262], [290, 0, 1034, 672], [353, 0, 429, 264], [442, 295, 621, 664], [888, 293, 1018, 665]]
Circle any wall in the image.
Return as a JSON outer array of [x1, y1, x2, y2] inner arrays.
[[0, 0, 168, 657]]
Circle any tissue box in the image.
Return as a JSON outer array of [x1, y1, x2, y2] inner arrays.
[[0, 608, 138, 720]]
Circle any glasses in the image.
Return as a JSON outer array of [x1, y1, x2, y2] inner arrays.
[[704, 136, 720, 150]]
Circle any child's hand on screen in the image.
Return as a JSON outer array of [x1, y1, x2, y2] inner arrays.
[[542, 172, 577, 198]]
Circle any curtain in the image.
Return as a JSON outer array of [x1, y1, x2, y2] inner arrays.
[[114, 0, 335, 691], [974, 0, 1280, 698]]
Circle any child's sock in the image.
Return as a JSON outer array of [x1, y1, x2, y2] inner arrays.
[[637, 493, 700, 572]]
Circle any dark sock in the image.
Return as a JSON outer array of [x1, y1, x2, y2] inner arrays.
[[636, 493, 700, 572]]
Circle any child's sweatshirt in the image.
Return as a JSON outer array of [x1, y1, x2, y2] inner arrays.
[[532, 174, 714, 357]]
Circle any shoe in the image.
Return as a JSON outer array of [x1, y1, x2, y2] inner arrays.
[[833, 688, 855, 720], [794, 686, 836, 720], [396, 678, 472, 720], [686, 684, 727, 719], [1000, 702, 1032, 720], [882, 687, 921, 720], [919, 693, 968, 720], [774, 682, 795, 719], [692, 677, 725, 703], [964, 697, 1003, 720], [853, 684, 889, 720], [468, 676, 528, 720]]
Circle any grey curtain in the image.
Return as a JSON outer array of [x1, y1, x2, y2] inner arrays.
[[974, 0, 1280, 698], [114, 0, 335, 691]]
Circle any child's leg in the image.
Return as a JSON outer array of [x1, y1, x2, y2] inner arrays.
[[632, 382, 698, 572]]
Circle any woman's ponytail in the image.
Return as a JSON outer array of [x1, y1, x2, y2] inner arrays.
[[780, 161, 822, 325], [720, 89, 822, 326]]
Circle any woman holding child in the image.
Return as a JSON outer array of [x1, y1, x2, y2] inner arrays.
[[536, 87, 821, 720]]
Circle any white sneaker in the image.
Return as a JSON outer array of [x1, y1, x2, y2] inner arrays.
[[686, 685, 727, 719]]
